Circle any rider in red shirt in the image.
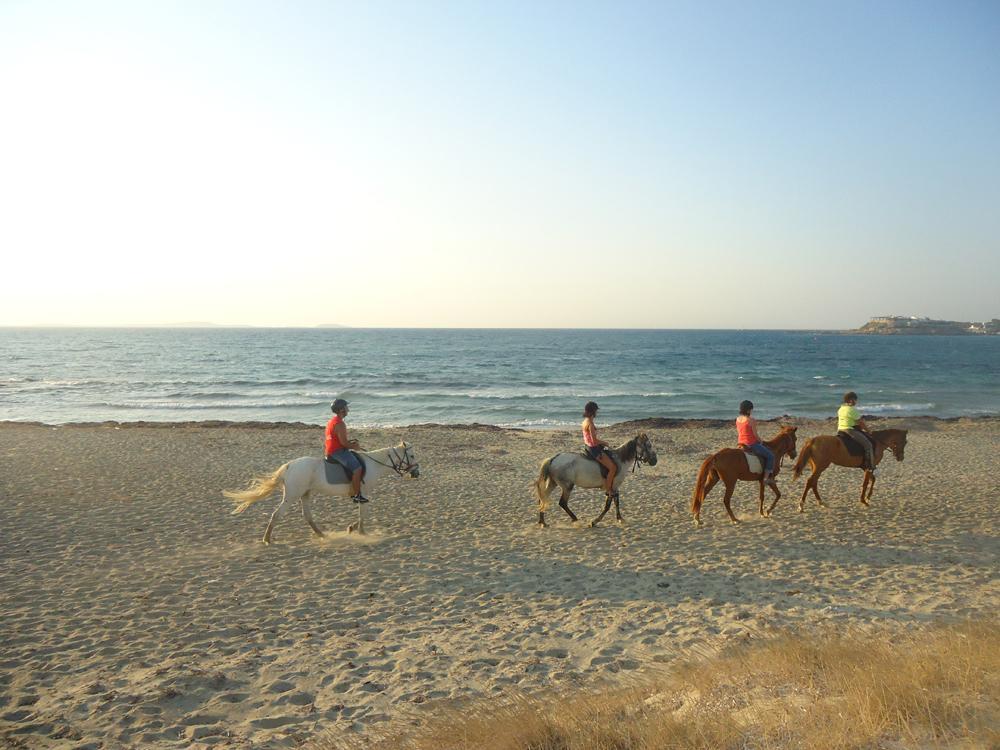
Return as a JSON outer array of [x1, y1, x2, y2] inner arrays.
[[325, 398, 366, 502], [736, 400, 777, 487]]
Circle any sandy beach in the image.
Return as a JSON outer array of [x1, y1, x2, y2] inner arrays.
[[1, 417, 997, 748]]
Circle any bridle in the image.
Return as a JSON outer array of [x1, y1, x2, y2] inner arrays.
[[773, 429, 797, 471], [630, 436, 653, 473], [365, 444, 419, 477]]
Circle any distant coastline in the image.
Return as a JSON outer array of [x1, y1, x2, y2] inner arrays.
[[852, 316, 1000, 335]]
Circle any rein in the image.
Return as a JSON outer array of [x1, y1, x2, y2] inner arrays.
[[769, 431, 794, 472], [621, 437, 648, 474], [363, 446, 417, 477]]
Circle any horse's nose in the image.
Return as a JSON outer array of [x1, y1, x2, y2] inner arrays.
[[648, 455, 658, 466], [409, 467, 420, 478]]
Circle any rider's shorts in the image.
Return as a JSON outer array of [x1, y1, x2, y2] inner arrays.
[[326, 448, 361, 473]]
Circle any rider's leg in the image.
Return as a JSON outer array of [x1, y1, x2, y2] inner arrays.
[[598, 453, 617, 495], [848, 430, 874, 471], [350, 467, 366, 501], [748, 443, 776, 484]]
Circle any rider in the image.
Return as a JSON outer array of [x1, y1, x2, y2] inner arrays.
[[582, 401, 617, 497], [838, 391, 877, 475], [325, 398, 367, 503], [736, 400, 777, 488]]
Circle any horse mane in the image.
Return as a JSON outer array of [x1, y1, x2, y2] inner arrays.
[[614, 436, 638, 463], [764, 425, 796, 449]]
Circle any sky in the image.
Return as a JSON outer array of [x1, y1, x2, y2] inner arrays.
[[1, 0, 998, 329]]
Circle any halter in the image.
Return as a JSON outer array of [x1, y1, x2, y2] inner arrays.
[[771, 429, 795, 471], [629, 437, 652, 474], [365, 444, 419, 476]]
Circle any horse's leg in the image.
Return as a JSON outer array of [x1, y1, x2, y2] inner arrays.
[[301, 491, 325, 537], [860, 471, 872, 506], [758, 480, 765, 516], [591, 493, 614, 527], [800, 464, 827, 512], [262, 488, 290, 545], [348, 501, 366, 534], [346, 488, 366, 534], [722, 481, 740, 524], [703, 470, 720, 497], [811, 476, 826, 507], [765, 481, 781, 517], [558, 485, 578, 523], [613, 491, 623, 523], [694, 469, 720, 527], [867, 472, 877, 504]]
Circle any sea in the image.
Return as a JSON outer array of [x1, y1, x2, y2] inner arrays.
[[1, 328, 998, 427]]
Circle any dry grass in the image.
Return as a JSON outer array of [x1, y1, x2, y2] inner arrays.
[[313, 619, 999, 750]]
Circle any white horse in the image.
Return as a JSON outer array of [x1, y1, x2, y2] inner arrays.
[[224, 443, 419, 544], [534, 433, 657, 528]]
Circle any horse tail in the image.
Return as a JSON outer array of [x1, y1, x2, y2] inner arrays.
[[224, 463, 289, 514], [534, 457, 555, 513], [691, 454, 715, 516], [792, 440, 813, 480]]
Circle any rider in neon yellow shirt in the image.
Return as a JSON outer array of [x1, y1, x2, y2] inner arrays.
[[838, 392, 876, 474]]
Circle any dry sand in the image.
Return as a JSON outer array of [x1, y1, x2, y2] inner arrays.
[[1, 418, 997, 748]]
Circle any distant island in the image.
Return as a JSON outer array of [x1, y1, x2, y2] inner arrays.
[[854, 316, 1000, 335]]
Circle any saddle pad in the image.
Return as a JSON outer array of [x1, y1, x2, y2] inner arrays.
[[743, 451, 763, 474], [837, 432, 867, 457], [323, 453, 366, 485], [323, 461, 351, 485]]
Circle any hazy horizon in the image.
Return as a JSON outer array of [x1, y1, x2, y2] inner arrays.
[[2, 1, 998, 329]]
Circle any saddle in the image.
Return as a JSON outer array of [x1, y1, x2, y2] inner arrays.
[[580, 448, 622, 479], [739, 446, 764, 474], [323, 451, 367, 485], [837, 431, 871, 458]]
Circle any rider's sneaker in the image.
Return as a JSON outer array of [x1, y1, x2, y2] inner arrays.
[[871, 468, 880, 478], [352, 494, 370, 504]]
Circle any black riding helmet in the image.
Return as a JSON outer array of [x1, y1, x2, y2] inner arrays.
[[331, 398, 349, 413]]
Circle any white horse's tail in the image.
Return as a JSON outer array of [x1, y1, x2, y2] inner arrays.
[[224, 463, 289, 514], [534, 457, 556, 513]]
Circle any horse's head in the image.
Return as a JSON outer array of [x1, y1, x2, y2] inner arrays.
[[782, 426, 798, 459], [635, 433, 657, 466], [887, 430, 907, 461], [395, 442, 420, 477]]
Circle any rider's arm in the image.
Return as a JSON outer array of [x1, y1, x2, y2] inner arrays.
[[335, 421, 359, 449], [856, 417, 868, 432]]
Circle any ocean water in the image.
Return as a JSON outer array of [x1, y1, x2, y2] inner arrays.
[[1, 328, 998, 427]]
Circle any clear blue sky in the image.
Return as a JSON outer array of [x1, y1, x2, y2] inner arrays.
[[1, 0, 997, 327]]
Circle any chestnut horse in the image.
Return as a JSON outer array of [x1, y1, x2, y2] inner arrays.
[[690, 426, 798, 527], [792, 428, 908, 511]]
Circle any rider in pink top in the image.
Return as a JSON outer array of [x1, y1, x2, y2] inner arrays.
[[582, 401, 617, 496], [736, 400, 777, 487]]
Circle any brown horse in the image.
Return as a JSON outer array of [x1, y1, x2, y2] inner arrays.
[[691, 426, 798, 527], [792, 428, 908, 511]]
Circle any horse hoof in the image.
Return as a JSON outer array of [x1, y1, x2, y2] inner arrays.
[[589, 521, 598, 528]]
